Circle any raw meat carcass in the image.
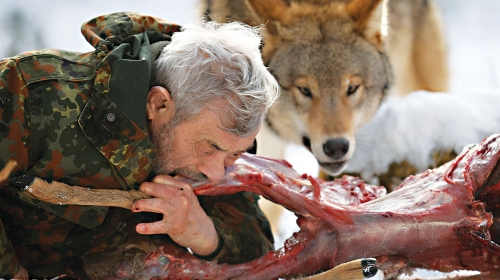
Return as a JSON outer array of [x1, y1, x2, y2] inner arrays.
[[87, 134, 500, 279], [5, 135, 500, 279]]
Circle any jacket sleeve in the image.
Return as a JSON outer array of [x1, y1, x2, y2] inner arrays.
[[199, 192, 274, 264], [0, 58, 30, 277], [0, 219, 20, 277], [81, 12, 181, 52]]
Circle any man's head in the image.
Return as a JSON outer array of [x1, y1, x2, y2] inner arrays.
[[147, 20, 279, 181]]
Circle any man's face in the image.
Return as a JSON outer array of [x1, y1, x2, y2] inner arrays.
[[150, 108, 259, 182]]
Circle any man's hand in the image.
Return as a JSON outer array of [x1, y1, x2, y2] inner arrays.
[[132, 175, 220, 256]]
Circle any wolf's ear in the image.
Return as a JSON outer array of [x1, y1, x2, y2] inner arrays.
[[247, 0, 291, 23], [346, 0, 387, 51], [247, 0, 291, 64]]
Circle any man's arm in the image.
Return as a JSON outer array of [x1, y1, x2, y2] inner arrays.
[[0, 218, 22, 277], [0, 162, 20, 277], [0, 58, 31, 278]]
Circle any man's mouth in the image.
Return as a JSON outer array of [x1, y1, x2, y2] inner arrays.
[[170, 169, 207, 181]]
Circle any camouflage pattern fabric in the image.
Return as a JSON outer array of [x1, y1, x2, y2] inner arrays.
[[0, 12, 273, 278]]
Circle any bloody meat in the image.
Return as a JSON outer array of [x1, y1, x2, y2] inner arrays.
[[3, 135, 499, 279], [87, 134, 500, 279]]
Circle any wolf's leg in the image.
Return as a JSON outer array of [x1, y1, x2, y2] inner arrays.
[[386, 0, 449, 95], [413, 0, 449, 93]]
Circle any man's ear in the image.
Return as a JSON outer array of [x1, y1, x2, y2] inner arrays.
[[146, 86, 174, 121]]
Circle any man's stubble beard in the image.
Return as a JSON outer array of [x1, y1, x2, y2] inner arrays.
[[150, 121, 207, 181]]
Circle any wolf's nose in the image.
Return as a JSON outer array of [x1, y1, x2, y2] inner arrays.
[[323, 138, 349, 160]]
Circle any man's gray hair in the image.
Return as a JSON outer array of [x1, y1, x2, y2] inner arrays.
[[154, 20, 280, 137]]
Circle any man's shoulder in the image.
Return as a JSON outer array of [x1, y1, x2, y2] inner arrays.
[[8, 49, 98, 86]]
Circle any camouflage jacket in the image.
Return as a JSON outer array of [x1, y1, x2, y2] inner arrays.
[[0, 12, 273, 278]]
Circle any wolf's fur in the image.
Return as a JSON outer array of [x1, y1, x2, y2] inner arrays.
[[199, 0, 448, 177], [199, 0, 448, 242]]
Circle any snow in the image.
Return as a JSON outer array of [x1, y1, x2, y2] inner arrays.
[[345, 89, 500, 184]]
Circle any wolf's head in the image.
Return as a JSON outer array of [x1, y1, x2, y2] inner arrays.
[[250, 0, 393, 175]]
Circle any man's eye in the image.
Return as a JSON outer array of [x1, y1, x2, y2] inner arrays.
[[199, 144, 217, 155], [226, 152, 241, 161]]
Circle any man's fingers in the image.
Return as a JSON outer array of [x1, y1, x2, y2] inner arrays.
[[133, 198, 185, 236], [136, 220, 170, 235], [139, 177, 192, 198], [132, 197, 174, 214], [152, 175, 192, 189]]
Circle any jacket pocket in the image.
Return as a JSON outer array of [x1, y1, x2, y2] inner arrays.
[[79, 94, 155, 187], [18, 191, 108, 229]]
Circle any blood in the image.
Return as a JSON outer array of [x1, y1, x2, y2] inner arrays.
[[83, 135, 500, 279]]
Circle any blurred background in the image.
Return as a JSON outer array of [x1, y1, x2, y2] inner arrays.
[[2, 1, 500, 92], [0, 1, 201, 58]]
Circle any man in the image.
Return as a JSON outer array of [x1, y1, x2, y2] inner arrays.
[[0, 12, 279, 278]]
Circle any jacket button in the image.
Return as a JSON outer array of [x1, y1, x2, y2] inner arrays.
[[106, 113, 116, 121], [88, 209, 98, 218]]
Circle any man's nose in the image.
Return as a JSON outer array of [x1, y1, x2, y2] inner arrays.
[[198, 156, 226, 182]]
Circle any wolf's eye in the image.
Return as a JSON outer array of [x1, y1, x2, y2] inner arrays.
[[298, 87, 312, 98], [347, 85, 359, 96]]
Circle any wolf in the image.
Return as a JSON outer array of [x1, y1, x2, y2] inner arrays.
[[200, 0, 449, 176]]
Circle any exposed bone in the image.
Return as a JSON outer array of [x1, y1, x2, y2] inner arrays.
[[2, 163, 380, 279], [17, 176, 150, 209], [304, 258, 378, 279]]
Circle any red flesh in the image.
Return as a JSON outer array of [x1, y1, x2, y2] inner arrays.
[[115, 135, 500, 279]]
